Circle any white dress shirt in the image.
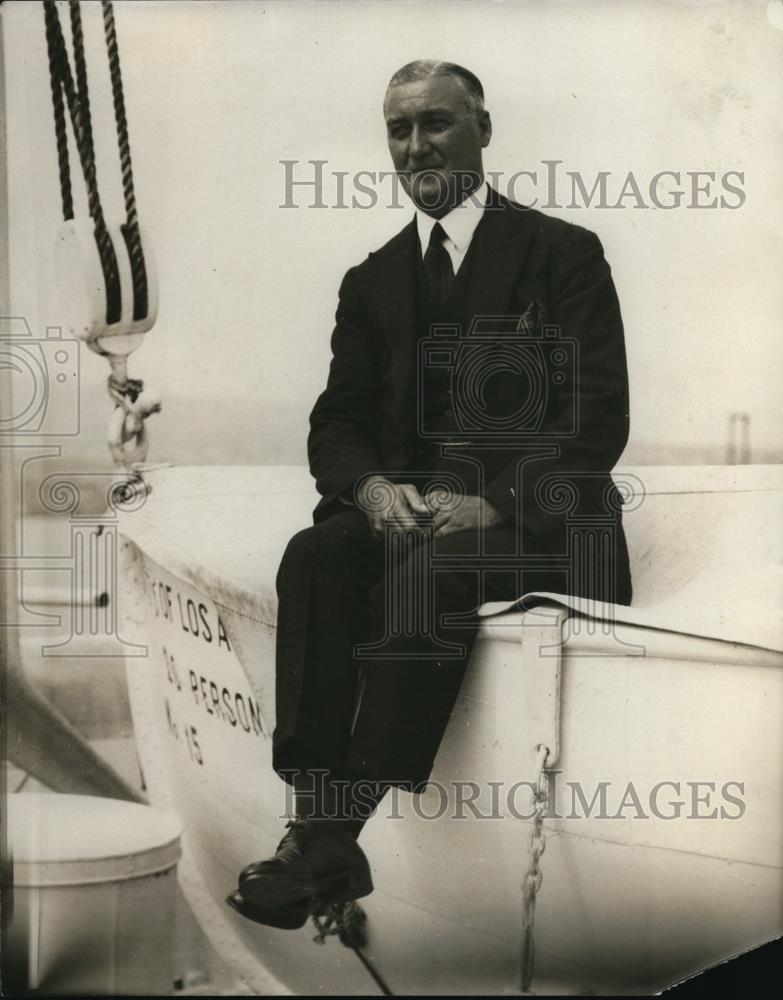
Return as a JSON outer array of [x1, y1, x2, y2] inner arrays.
[[415, 181, 489, 274]]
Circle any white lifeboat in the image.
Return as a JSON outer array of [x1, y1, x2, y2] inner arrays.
[[115, 463, 783, 995]]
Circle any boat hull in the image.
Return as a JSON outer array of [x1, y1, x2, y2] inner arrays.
[[118, 504, 783, 994]]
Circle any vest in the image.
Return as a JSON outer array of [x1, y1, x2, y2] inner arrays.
[[408, 230, 481, 477]]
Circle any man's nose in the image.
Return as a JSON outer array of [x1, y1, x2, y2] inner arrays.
[[408, 124, 433, 161]]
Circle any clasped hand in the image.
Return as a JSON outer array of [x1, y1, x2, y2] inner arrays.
[[356, 475, 505, 539]]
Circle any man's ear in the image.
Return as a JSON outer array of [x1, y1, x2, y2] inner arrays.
[[478, 110, 492, 147]]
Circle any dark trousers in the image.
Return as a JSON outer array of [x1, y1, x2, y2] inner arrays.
[[272, 509, 630, 789]]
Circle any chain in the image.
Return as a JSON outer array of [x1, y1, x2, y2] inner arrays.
[[520, 742, 551, 993]]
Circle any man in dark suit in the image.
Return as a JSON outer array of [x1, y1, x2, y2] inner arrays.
[[229, 60, 631, 928]]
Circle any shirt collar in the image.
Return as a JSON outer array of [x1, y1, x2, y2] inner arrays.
[[416, 181, 489, 255]]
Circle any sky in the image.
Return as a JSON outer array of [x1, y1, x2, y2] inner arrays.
[[4, 0, 783, 471]]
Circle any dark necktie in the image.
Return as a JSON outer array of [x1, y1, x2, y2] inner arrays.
[[423, 222, 454, 304]]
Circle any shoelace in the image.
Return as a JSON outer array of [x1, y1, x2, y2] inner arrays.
[[271, 819, 307, 864]]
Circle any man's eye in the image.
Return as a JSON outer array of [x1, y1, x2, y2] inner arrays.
[[426, 120, 451, 133], [389, 126, 410, 140]]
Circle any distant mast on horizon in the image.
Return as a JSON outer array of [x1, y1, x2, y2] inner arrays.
[[727, 412, 752, 464]]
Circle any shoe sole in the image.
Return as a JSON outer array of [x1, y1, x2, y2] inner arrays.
[[240, 868, 373, 909], [225, 890, 313, 929]]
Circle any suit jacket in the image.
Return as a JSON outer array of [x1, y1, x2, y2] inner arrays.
[[307, 188, 630, 553]]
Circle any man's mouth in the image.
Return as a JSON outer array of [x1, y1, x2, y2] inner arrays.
[[407, 172, 447, 193]]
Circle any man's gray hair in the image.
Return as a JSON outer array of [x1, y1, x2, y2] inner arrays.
[[386, 60, 485, 115]]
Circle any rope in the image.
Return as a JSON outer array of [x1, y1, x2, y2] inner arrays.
[[106, 372, 160, 469], [42, 5, 85, 159], [67, 0, 121, 325], [520, 743, 551, 993], [108, 373, 144, 406], [42, 0, 122, 324], [43, 2, 73, 220], [353, 946, 394, 997], [101, 0, 148, 320], [42, 1, 158, 468], [42, 2, 157, 467], [312, 903, 394, 996]]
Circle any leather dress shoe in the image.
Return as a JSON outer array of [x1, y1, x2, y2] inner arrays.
[[238, 819, 373, 909], [225, 889, 314, 929]]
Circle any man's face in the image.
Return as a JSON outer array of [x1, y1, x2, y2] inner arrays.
[[384, 75, 492, 218]]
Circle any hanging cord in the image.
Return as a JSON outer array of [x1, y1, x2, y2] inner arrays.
[[312, 902, 394, 996], [99, 0, 156, 466], [101, 0, 148, 320], [43, 3, 73, 221], [520, 743, 551, 993], [67, 0, 121, 325], [42, 0, 122, 325]]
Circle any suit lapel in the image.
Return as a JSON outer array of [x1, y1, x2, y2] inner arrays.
[[372, 220, 420, 433], [463, 189, 538, 326]]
